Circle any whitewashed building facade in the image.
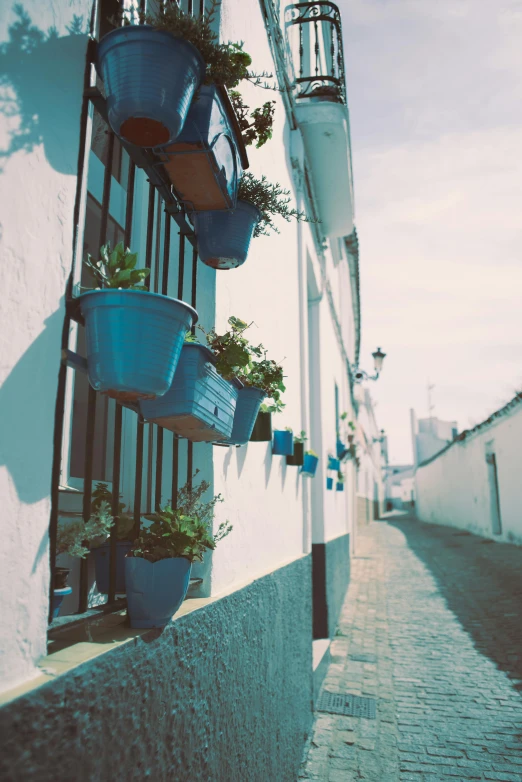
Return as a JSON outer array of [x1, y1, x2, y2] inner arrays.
[[0, 1, 362, 777]]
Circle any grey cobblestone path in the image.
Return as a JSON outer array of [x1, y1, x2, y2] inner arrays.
[[299, 514, 522, 782]]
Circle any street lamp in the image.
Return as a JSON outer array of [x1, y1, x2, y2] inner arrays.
[[353, 347, 387, 383]]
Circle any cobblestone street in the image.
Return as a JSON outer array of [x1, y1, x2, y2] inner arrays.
[[300, 514, 522, 782]]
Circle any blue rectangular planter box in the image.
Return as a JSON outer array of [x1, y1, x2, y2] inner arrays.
[[158, 85, 248, 212], [336, 483, 345, 492], [272, 430, 294, 456], [326, 477, 334, 491], [140, 344, 238, 442]]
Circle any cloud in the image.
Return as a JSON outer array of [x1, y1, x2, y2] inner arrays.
[[340, 0, 522, 462]]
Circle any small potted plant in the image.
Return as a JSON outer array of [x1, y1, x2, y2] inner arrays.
[[97, 1, 256, 148], [90, 483, 136, 594], [53, 504, 113, 618], [125, 475, 232, 628], [327, 453, 341, 472], [336, 471, 345, 492], [80, 243, 196, 401], [273, 426, 294, 457], [194, 172, 312, 269], [326, 476, 334, 491], [301, 449, 319, 477], [286, 431, 307, 466], [250, 396, 285, 443]]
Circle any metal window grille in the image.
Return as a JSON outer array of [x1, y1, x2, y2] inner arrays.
[[284, 1, 346, 104], [48, 0, 207, 623]]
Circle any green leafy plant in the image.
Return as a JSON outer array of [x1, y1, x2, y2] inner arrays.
[[260, 397, 285, 415], [194, 317, 286, 407], [84, 242, 150, 290], [56, 504, 114, 559], [294, 431, 307, 443], [140, 1, 271, 90], [229, 90, 275, 148], [337, 471, 345, 483], [238, 173, 313, 237], [305, 449, 319, 458], [91, 482, 135, 541], [130, 473, 232, 563]]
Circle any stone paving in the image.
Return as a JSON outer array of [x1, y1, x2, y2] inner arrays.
[[299, 514, 522, 782]]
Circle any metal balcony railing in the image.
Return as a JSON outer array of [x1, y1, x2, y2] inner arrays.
[[285, 1, 346, 104]]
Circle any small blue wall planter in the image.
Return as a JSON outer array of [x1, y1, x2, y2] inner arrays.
[[301, 453, 319, 477], [194, 200, 261, 269], [93, 541, 133, 594], [159, 85, 247, 212], [80, 290, 197, 401], [140, 344, 238, 442], [327, 455, 341, 471], [97, 25, 205, 148], [272, 430, 294, 456], [326, 477, 334, 491], [125, 556, 192, 629], [224, 386, 265, 445], [336, 482, 345, 492], [52, 586, 72, 619]]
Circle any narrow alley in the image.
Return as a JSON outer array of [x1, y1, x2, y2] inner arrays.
[[300, 514, 522, 782]]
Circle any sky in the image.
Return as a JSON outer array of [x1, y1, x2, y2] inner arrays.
[[340, 0, 522, 463]]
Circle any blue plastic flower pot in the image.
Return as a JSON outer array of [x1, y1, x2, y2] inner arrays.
[[52, 586, 72, 619], [328, 455, 341, 471], [194, 200, 261, 270], [337, 439, 349, 459], [159, 85, 246, 211], [326, 477, 334, 491], [140, 344, 238, 442], [336, 482, 345, 492], [301, 453, 319, 477], [223, 386, 265, 445], [97, 25, 205, 147], [93, 540, 133, 594], [125, 556, 192, 628], [80, 290, 197, 401], [272, 430, 294, 456]]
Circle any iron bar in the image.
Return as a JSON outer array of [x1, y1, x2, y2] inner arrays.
[[187, 441, 193, 490], [133, 421, 144, 538], [48, 39, 95, 623], [79, 385, 97, 613], [155, 429, 164, 511], [124, 161, 136, 244], [109, 403, 122, 602], [172, 437, 179, 509], [177, 231, 185, 300]]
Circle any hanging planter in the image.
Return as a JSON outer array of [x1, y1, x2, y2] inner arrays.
[[326, 477, 334, 491], [93, 540, 133, 594], [272, 430, 294, 456], [301, 452, 319, 477], [286, 442, 304, 466], [193, 200, 261, 270], [140, 343, 238, 442], [223, 386, 265, 446], [250, 410, 272, 442], [125, 556, 192, 629], [96, 25, 205, 148], [80, 289, 197, 402], [327, 455, 341, 471], [336, 482, 345, 492], [159, 85, 248, 211]]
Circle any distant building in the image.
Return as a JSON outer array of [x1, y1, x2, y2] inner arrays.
[[410, 409, 458, 467], [384, 464, 415, 510]]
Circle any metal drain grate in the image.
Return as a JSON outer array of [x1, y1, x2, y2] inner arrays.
[[349, 653, 377, 663], [317, 691, 376, 719]]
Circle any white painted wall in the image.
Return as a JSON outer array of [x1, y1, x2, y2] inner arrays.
[[416, 400, 522, 544], [0, 0, 358, 691], [0, 1, 91, 692]]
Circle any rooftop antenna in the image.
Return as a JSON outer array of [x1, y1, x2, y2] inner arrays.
[[427, 380, 435, 420]]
